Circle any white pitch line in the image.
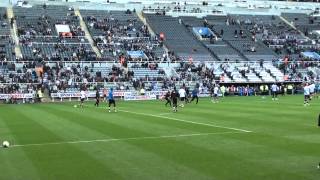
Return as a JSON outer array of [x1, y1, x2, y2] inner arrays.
[[93, 107, 252, 132], [158, 112, 173, 116], [11, 131, 246, 148], [119, 110, 252, 133], [302, 124, 316, 127]]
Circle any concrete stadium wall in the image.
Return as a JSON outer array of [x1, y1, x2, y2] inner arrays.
[[4, 0, 317, 16], [0, 0, 318, 17]]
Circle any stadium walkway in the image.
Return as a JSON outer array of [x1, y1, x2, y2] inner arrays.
[[138, 11, 170, 57], [75, 8, 102, 58], [280, 16, 310, 41], [7, 6, 22, 58]]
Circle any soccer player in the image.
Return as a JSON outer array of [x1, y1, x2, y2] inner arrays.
[[212, 84, 219, 103], [164, 90, 172, 107], [80, 89, 86, 108], [309, 82, 315, 100], [171, 88, 178, 112], [209, 85, 215, 100], [107, 88, 116, 112], [280, 84, 285, 96], [271, 83, 278, 101], [94, 89, 100, 107], [178, 86, 186, 107], [316, 83, 320, 99], [185, 87, 190, 103], [103, 88, 107, 100], [190, 87, 199, 104], [304, 83, 310, 106]]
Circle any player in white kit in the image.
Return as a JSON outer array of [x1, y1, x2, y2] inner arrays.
[[212, 85, 219, 103], [178, 87, 186, 107], [80, 90, 86, 108], [304, 83, 310, 106], [271, 83, 278, 101], [309, 82, 315, 100]]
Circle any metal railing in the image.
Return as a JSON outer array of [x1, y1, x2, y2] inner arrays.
[[0, 80, 309, 89], [19, 35, 87, 38], [2, 60, 320, 64], [19, 42, 91, 45]]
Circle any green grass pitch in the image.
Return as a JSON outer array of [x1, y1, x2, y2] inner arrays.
[[0, 95, 319, 180]]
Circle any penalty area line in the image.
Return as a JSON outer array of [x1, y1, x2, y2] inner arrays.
[[119, 109, 252, 133], [11, 131, 246, 148]]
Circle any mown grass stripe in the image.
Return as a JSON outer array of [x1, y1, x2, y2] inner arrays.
[[4, 105, 124, 180]]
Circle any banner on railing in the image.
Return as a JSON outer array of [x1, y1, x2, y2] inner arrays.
[[0, 93, 34, 100], [198, 93, 211, 97], [51, 91, 124, 98], [50, 91, 167, 99], [124, 94, 157, 101], [0, 91, 210, 100]]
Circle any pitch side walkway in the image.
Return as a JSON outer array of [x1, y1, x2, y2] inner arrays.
[[7, 6, 22, 58], [75, 8, 102, 58]]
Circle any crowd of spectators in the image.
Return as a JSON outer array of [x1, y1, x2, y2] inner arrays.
[[230, 14, 320, 59], [15, 6, 83, 37], [2, 6, 320, 96], [82, 9, 166, 62], [0, 60, 169, 93]]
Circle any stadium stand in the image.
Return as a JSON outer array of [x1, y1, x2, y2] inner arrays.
[[80, 9, 165, 62], [0, 1, 320, 95], [0, 7, 15, 61], [145, 13, 216, 62], [0, 7, 10, 35], [13, 5, 96, 61]]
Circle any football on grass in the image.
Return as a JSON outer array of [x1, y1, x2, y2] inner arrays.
[[2, 141, 10, 148]]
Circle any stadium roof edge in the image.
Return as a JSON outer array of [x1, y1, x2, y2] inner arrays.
[[0, 0, 317, 15]]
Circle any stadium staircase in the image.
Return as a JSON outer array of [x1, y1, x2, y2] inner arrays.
[[138, 12, 171, 58], [253, 69, 262, 81], [6, 6, 22, 58], [164, 66, 178, 78], [197, 40, 222, 61], [309, 67, 318, 77], [75, 8, 102, 58], [279, 16, 310, 41], [222, 68, 233, 81], [205, 43, 227, 61], [137, 12, 156, 36], [313, 68, 320, 78], [184, 28, 222, 61], [41, 89, 51, 103], [181, 25, 220, 61], [223, 39, 250, 61]]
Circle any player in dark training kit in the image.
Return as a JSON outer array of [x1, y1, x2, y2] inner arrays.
[[190, 88, 199, 104], [171, 88, 178, 112], [164, 91, 172, 107], [185, 87, 190, 103], [94, 89, 100, 107], [107, 88, 116, 112]]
